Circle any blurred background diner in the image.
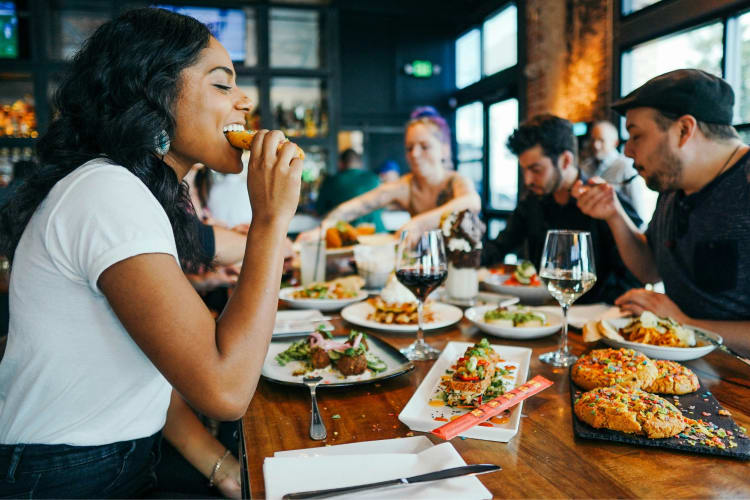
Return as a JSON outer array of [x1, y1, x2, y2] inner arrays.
[[2, 0, 750, 497], [5, 0, 750, 248]]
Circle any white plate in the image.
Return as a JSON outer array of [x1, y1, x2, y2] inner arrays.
[[432, 289, 520, 309], [279, 287, 368, 312], [464, 305, 562, 339], [481, 273, 551, 305], [340, 301, 463, 333], [273, 310, 333, 338], [599, 317, 721, 361], [398, 341, 531, 442], [261, 334, 414, 387]]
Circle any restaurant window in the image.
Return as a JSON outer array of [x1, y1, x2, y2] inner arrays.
[[730, 10, 750, 125], [157, 5, 248, 63], [621, 21, 724, 96], [455, 28, 480, 89], [621, 0, 664, 16], [270, 8, 322, 69], [488, 97, 518, 211], [482, 3, 517, 77], [455, 101, 483, 198], [270, 77, 328, 138]]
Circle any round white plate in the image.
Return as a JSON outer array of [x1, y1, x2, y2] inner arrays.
[[340, 301, 463, 333], [464, 305, 562, 339], [599, 317, 720, 361], [279, 287, 367, 312], [481, 273, 551, 305]]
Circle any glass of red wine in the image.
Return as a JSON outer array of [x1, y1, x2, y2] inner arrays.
[[395, 229, 448, 361]]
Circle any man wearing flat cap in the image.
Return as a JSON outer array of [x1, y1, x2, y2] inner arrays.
[[573, 68, 750, 354]]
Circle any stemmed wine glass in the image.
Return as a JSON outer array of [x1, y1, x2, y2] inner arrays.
[[538, 230, 597, 367], [395, 229, 448, 361]]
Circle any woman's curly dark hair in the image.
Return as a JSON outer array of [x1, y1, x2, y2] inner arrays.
[[0, 8, 212, 271]]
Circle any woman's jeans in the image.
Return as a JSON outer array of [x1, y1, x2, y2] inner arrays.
[[0, 432, 160, 498]]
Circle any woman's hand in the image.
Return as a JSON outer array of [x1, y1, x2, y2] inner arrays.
[[213, 453, 242, 499], [246, 130, 303, 226], [614, 288, 688, 323], [396, 217, 425, 247]]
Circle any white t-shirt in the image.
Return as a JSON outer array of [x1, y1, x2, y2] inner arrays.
[[0, 159, 177, 445]]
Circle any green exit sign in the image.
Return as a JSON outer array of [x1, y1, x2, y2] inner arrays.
[[404, 60, 441, 78], [411, 60, 433, 78]]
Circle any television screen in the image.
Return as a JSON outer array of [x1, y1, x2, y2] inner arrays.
[[0, 2, 18, 59], [157, 5, 246, 62]]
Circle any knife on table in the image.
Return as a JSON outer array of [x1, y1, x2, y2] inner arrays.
[[695, 330, 750, 368], [281, 464, 501, 499]]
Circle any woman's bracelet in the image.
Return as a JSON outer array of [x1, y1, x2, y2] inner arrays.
[[208, 449, 232, 487]]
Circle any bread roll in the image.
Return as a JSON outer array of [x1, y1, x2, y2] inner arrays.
[[225, 130, 305, 160]]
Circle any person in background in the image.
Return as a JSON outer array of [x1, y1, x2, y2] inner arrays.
[[482, 113, 642, 304], [298, 106, 480, 240], [0, 8, 301, 497], [581, 120, 656, 224], [207, 168, 253, 228], [376, 159, 401, 184], [573, 69, 750, 353], [316, 148, 385, 232]]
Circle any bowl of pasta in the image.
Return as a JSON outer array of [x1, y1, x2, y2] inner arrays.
[[594, 312, 721, 361]]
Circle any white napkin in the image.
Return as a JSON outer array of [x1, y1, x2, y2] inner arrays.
[[535, 303, 624, 329], [273, 309, 333, 337], [264, 441, 492, 500]]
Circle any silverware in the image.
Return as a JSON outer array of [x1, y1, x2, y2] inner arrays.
[[282, 463, 501, 499], [695, 330, 750, 368], [302, 376, 326, 440]]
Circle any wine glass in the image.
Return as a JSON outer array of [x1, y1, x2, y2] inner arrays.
[[538, 230, 596, 367], [395, 229, 448, 361]]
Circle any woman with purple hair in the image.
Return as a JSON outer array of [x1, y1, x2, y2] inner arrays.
[[300, 106, 480, 239]]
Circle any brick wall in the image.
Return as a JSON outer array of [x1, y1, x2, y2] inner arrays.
[[524, 0, 613, 123]]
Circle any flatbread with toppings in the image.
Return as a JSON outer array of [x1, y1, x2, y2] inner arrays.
[[574, 385, 686, 439], [571, 348, 657, 390], [643, 360, 699, 395]]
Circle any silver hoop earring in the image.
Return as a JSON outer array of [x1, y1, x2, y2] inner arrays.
[[154, 130, 170, 156]]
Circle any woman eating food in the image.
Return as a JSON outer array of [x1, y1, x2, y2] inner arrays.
[[0, 8, 301, 496], [298, 106, 481, 241]]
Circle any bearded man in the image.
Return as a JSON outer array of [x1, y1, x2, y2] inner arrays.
[[573, 69, 750, 354], [483, 113, 642, 304]]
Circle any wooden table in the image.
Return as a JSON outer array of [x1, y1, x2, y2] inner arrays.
[[241, 317, 750, 498]]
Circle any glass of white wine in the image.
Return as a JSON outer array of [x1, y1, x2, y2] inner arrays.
[[538, 230, 596, 367]]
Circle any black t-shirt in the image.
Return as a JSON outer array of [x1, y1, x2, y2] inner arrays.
[[646, 150, 750, 320], [483, 180, 643, 304]]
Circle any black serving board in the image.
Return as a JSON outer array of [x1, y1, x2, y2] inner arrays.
[[569, 374, 750, 460]]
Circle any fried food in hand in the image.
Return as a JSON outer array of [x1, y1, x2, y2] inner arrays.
[[224, 128, 305, 160]]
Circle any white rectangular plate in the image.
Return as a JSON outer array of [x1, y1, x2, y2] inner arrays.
[[264, 441, 491, 500], [399, 341, 531, 442]]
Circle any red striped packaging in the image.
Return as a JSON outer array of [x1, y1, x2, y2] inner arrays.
[[431, 375, 554, 440]]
